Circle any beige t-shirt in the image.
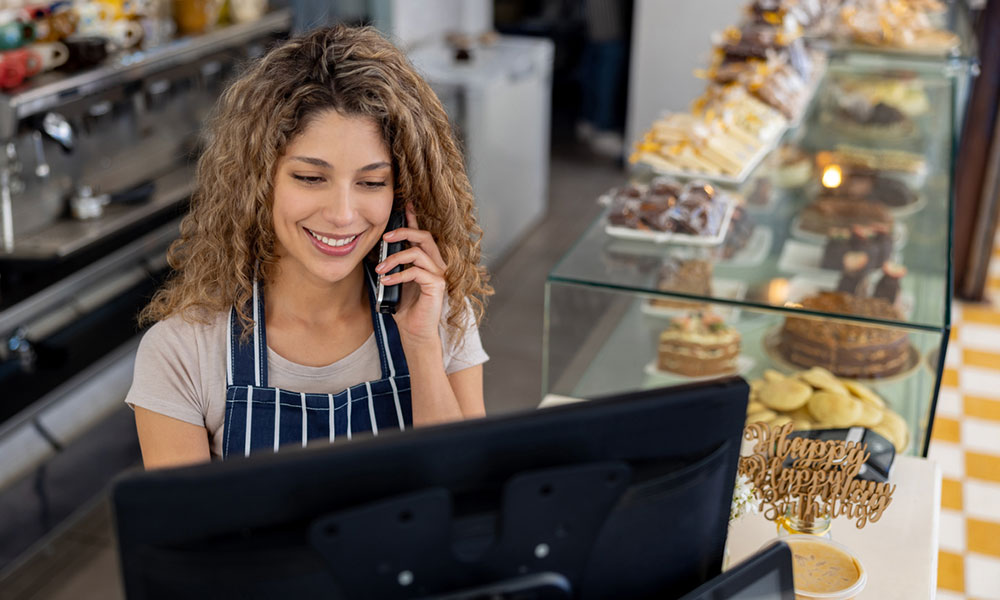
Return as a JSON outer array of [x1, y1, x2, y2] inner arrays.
[[125, 304, 488, 458]]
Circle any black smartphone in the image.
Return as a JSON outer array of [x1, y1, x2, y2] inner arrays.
[[375, 210, 407, 314]]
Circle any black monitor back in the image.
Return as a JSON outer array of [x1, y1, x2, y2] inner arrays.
[[113, 377, 749, 600]]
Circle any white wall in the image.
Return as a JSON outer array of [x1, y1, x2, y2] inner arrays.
[[388, 0, 492, 49], [625, 0, 746, 151]]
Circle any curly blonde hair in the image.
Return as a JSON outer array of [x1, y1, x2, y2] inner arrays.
[[141, 25, 492, 339]]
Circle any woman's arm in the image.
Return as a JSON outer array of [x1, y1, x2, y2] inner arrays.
[[401, 334, 485, 426], [379, 204, 485, 425], [134, 406, 212, 469]]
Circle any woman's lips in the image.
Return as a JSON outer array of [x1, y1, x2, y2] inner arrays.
[[304, 227, 362, 257]]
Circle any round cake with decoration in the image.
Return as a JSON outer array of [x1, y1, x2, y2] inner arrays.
[[779, 292, 909, 379], [658, 312, 741, 377]]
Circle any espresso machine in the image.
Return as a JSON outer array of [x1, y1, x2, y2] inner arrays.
[[0, 10, 291, 576]]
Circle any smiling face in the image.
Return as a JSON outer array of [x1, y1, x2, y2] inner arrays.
[[271, 110, 394, 286]]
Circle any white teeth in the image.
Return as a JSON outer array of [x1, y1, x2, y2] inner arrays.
[[308, 229, 357, 248]]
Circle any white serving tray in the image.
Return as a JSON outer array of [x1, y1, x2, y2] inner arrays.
[[604, 200, 736, 247]]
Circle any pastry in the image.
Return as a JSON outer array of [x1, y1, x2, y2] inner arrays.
[[757, 378, 812, 411], [779, 292, 910, 378], [606, 179, 730, 238], [798, 198, 893, 237], [719, 205, 755, 259], [656, 312, 741, 377], [855, 402, 884, 428], [872, 409, 909, 453], [807, 391, 863, 427], [745, 366, 903, 438], [821, 228, 852, 270], [748, 409, 778, 423], [799, 367, 849, 396], [873, 262, 906, 305], [820, 169, 918, 210], [651, 259, 713, 310], [843, 380, 885, 408], [836, 251, 871, 295]]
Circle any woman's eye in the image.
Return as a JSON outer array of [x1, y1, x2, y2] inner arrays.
[[360, 181, 388, 189], [292, 174, 324, 184]]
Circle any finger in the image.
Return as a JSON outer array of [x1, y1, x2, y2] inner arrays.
[[381, 265, 446, 294], [384, 227, 446, 270], [375, 246, 442, 275]]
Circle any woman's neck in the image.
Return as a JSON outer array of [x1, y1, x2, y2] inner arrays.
[[264, 261, 368, 329]]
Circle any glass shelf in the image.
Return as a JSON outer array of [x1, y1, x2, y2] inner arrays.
[[551, 65, 955, 331]]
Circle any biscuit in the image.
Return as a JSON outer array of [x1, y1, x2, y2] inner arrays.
[[758, 379, 812, 411], [807, 392, 863, 427], [747, 400, 767, 414], [792, 419, 813, 431], [854, 402, 884, 428], [763, 369, 787, 382], [875, 409, 909, 453], [800, 367, 850, 396], [747, 409, 777, 423], [771, 415, 792, 428], [843, 380, 885, 409]]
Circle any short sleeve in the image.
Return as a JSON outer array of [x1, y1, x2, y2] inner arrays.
[[124, 318, 207, 427], [441, 298, 489, 375]]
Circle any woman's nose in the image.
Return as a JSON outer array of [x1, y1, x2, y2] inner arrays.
[[321, 185, 357, 227]]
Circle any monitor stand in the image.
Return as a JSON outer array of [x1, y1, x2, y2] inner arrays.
[[308, 461, 632, 599]]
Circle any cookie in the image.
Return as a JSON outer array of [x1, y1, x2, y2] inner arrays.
[[747, 400, 767, 414], [843, 380, 885, 409], [771, 415, 793, 428], [758, 379, 812, 411], [792, 419, 813, 431], [747, 409, 777, 423], [763, 369, 787, 382], [854, 402, 884, 428], [874, 409, 909, 453], [807, 391, 863, 428], [799, 367, 850, 396]]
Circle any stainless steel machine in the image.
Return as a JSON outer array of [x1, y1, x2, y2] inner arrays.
[[0, 11, 291, 575]]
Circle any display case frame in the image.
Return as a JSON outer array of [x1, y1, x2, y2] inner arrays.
[[544, 60, 957, 458]]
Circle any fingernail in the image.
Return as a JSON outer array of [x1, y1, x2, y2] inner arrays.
[[384, 231, 394, 240], [375, 263, 385, 273]]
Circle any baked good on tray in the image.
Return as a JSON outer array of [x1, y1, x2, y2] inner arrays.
[[779, 291, 910, 378], [747, 366, 910, 452], [820, 169, 918, 209], [606, 179, 729, 238], [798, 198, 893, 237], [657, 312, 741, 377], [651, 259, 713, 310]]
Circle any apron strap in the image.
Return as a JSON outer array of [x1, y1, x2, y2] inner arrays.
[[364, 264, 410, 378], [227, 278, 269, 388]]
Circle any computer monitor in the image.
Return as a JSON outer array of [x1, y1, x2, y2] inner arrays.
[[112, 377, 749, 600], [678, 541, 796, 600]]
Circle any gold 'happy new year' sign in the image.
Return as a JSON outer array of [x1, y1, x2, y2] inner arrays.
[[739, 422, 896, 529]]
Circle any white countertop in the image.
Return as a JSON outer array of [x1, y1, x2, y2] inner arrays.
[[727, 455, 942, 599]]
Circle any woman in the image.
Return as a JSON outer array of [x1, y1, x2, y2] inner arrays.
[[126, 25, 492, 468]]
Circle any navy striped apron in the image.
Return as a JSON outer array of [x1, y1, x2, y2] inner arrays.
[[222, 266, 412, 458]]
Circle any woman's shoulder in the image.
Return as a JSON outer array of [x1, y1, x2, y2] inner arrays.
[[141, 309, 230, 352]]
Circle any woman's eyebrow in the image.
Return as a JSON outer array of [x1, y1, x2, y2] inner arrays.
[[289, 156, 331, 168], [357, 161, 391, 172], [287, 157, 389, 172]]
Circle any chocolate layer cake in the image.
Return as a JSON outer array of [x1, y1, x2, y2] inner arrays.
[[658, 312, 741, 377], [779, 292, 909, 378], [798, 199, 893, 237]]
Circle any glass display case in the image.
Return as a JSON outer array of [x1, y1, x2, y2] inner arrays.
[[543, 62, 956, 458]]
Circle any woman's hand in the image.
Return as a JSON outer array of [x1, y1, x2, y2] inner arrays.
[[374, 203, 447, 348]]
